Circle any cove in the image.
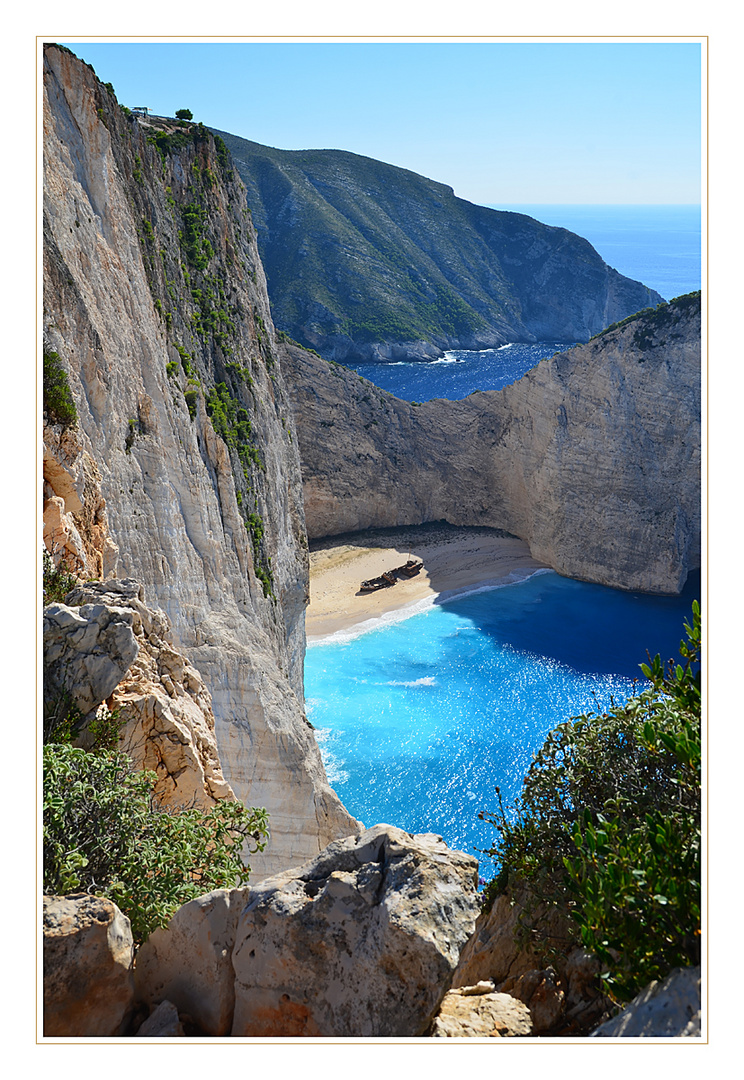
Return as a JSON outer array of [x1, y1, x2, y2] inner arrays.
[[305, 569, 700, 866]]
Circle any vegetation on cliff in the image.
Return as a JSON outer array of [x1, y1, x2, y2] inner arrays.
[[212, 128, 662, 358], [43, 719, 269, 945], [480, 604, 701, 1003]]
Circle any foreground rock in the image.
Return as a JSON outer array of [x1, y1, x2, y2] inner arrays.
[[135, 825, 480, 1037], [429, 981, 533, 1038], [591, 966, 701, 1038], [43, 894, 135, 1037], [451, 886, 609, 1035]]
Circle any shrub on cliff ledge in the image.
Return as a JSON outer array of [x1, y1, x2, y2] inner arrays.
[[43, 349, 77, 428], [43, 744, 269, 944], [481, 602, 701, 1003]]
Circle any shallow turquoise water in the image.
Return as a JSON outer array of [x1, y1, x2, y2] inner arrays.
[[305, 569, 700, 867]]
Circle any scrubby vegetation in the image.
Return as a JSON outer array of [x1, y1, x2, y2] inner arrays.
[[43, 349, 78, 428], [43, 723, 269, 945], [480, 602, 701, 1003]]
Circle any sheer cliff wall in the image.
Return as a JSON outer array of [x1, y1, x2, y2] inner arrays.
[[42, 44, 358, 876], [285, 295, 701, 595]]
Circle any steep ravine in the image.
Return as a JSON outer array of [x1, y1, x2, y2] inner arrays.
[[42, 44, 358, 876]]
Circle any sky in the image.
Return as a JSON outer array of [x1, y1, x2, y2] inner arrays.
[[59, 39, 702, 206]]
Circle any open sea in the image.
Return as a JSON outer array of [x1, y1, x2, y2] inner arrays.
[[307, 204, 701, 867]]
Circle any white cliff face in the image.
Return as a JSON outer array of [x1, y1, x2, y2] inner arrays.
[[42, 44, 358, 876], [284, 295, 701, 595]]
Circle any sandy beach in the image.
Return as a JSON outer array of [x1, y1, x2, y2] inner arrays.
[[306, 523, 549, 641]]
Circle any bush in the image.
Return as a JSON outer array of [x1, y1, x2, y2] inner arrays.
[[43, 743, 269, 944], [175, 108, 193, 121], [42, 548, 77, 605], [480, 602, 701, 1003], [43, 349, 78, 428]]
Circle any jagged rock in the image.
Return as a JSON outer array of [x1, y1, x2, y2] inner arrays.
[[43, 893, 135, 1037], [590, 966, 701, 1038], [451, 888, 610, 1035], [136, 1000, 185, 1038], [134, 887, 253, 1036], [64, 580, 234, 808], [229, 825, 480, 1037], [284, 293, 700, 594], [429, 983, 533, 1038], [43, 598, 139, 718]]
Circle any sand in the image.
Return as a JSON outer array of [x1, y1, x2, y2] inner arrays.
[[305, 523, 549, 641]]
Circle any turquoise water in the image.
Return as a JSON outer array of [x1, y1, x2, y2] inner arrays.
[[305, 569, 700, 866]]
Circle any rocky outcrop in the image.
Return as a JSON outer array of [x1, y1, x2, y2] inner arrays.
[[134, 887, 253, 1036], [284, 293, 701, 594], [134, 825, 480, 1038], [429, 981, 533, 1038], [43, 43, 358, 874], [215, 129, 663, 361], [450, 887, 610, 1035], [44, 596, 139, 720], [61, 579, 234, 807], [590, 966, 701, 1038], [43, 893, 135, 1037]]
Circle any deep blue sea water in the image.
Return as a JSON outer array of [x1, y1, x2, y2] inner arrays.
[[344, 204, 701, 403], [305, 570, 700, 866]]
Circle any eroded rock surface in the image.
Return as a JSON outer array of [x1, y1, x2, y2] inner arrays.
[[43, 893, 135, 1037], [430, 982, 533, 1038], [284, 294, 700, 595], [43, 43, 358, 875], [590, 966, 701, 1038], [230, 825, 480, 1037]]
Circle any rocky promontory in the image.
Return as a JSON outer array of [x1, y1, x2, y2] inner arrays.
[[214, 129, 663, 361]]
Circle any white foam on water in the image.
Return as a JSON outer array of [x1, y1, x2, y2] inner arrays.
[[384, 676, 437, 687]]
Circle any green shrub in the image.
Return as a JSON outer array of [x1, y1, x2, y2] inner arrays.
[[175, 108, 193, 121], [480, 602, 701, 1003], [43, 743, 269, 944], [43, 350, 78, 428], [42, 547, 77, 604]]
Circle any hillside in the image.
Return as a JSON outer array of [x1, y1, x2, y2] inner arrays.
[[212, 129, 663, 361]]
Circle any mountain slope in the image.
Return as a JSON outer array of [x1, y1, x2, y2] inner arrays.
[[213, 130, 663, 361]]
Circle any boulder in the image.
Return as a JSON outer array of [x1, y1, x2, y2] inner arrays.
[[134, 887, 253, 1036], [43, 597, 139, 718], [43, 893, 135, 1037], [136, 1000, 185, 1038], [230, 825, 480, 1037], [590, 966, 701, 1038], [429, 982, 533, 1038]]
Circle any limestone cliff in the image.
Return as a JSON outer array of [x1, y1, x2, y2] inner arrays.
[[284, 293, 700, 594], [42, 43, 358, 875]]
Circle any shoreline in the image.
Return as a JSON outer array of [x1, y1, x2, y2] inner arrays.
[[305, 523, 549, 643]]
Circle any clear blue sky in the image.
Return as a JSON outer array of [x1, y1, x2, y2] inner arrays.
[[60, 40, 701, 206]]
